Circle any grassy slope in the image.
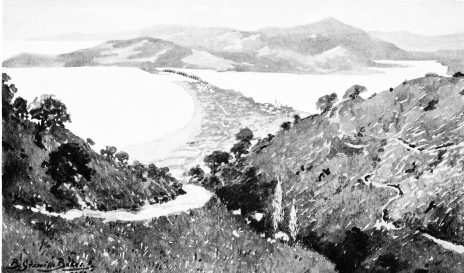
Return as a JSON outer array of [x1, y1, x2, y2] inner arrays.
[[2, 99, 183, 214], [2, 75, 335, 272], [2, 198, 335, 273], [216, 75, 464, 272]]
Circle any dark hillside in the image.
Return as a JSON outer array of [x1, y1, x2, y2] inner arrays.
[[211, 75, 464, 272], [2, 73, 184, 213]]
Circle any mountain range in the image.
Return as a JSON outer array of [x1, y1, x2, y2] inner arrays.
[[4, 17, 464, 74]]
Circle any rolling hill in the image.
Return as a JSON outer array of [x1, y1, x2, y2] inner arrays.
[[370, 30, 464, 52], [6, 18, 413, 74]]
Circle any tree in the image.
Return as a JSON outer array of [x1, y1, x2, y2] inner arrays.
[[44, 143, 95, 196], [293, 114, 301, 124], [2, 73, 18, 121], [115, 151, 129, 167], [316, 93, 338, 113], [147, 164, 159, 178], [86, 138, 95, 146], [453, 71, 464, 77], [280, 121, 291, 132], [131, 160, 148, 182], [29, 94, 71, 148], [204, 151, 230, 174], [230, 140, 252, 158], [343, 85, 367, 100], [289, 199, 298, 240], [272, 177, 283, 231], [12, 97, 29, 121], [235, 127, 254, 142], [100, 146, 117, 161], [188, 165, 205, 182], [231, 128, 254, 159]]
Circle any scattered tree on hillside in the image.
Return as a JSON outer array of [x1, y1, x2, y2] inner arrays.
[[204, 151, 230, 174], [230, 140, 252, 158], [44, 143, 95, 196], [131, 160, 148, 182], [12, 97, 29, 121], [289, 199, 298, 240], [453, 71, 464, 77], [147, 163, 159, 178], [188, 165, 205, 182], [280, 121, 291, 132], [343, 85, 367, 100], [2, 73, 18, 121], [100, 146, 117, 161], [316, 93, 338, 114], [86, 138, 95, 146], [115, 151, 129, 167], [293, 114, 301, 124], [29, 95, 71, 148], [235, 127, 254, 142], [230, 128, 254, 159], [272, 177, 283, 231]]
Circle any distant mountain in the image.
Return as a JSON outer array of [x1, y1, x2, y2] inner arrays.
[[370, 31, 464, 52], [6, 18, 413, 74]]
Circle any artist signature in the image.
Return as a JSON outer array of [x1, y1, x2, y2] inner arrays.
[[6, 256, 95, 272]]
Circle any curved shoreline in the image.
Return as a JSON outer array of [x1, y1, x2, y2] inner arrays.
[[121, 80, 204, 174]]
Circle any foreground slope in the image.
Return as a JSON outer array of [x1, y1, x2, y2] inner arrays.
[[2, 73, 335, 272], [215, 75, 464, 272]]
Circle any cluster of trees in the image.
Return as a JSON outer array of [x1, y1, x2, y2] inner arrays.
[[3, 73, 95, 198], [98, 145, 176, 185]]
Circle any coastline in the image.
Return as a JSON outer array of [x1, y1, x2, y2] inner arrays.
[[122, 80, 204, 178]]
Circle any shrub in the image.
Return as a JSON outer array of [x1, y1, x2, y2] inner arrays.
[[86, 138, 95, 146]]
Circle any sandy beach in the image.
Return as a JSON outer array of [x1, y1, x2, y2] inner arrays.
[[122, 81, 204, 177]]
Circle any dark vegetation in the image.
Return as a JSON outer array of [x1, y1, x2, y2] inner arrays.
[[44, 143, 95, 197], [2, 73, 184, 214], [187, 76, 464, 272]]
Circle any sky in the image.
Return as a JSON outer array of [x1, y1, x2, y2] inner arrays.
[[3, 0, 464, 40]]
